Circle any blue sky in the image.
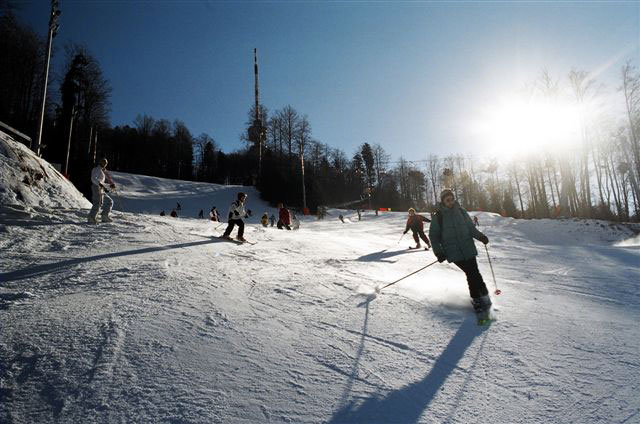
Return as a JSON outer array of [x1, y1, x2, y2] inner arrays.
[[16, 1, 640, 160]]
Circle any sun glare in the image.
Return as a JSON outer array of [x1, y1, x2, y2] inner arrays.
[[470, 96, 584, 159]]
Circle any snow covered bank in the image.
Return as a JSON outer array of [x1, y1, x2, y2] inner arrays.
[[111, 171, 276, 219], [0, 130, 90, 215], [1, 177, 639, 423]]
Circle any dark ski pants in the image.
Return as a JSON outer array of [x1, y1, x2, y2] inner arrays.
[[453, 257, 489, 299], [223, 219, 244, 238], [277, 220, 291, 230], [411, 229, 431, 247]]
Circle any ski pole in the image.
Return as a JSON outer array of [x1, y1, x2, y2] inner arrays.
[[397, 233, 405, 245], [375, 259, 438, 293], [484, 244, 501, 295]]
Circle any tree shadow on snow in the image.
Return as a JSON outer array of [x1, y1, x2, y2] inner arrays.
[[329, 314, 482, 424], [0, 238, 221, 283], [356, 249, 423, 263]]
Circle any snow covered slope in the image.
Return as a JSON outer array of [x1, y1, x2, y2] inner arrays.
[[1, 182, 639, 423], [0, 130, 90, 214], [110, 171, 275, 218]]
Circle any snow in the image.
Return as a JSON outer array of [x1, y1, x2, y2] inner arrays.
[[0, 131, 91, 216], [1, 168, 640, 423]]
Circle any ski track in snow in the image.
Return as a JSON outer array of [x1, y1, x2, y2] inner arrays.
[[1, 176, 640, 423]]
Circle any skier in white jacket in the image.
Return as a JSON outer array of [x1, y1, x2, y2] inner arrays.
[[88, 158, 115, 224], [220, 192, 251, 242]]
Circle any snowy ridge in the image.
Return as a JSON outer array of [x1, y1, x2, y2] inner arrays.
[[111, 171, 275, 218], [1, 174, 640, 423], [0, 130, 91, 215]]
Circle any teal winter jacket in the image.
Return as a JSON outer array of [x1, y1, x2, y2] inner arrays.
[[428, 202, 485, 263]]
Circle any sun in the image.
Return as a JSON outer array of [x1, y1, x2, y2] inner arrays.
[[469, 95, 584, 159]]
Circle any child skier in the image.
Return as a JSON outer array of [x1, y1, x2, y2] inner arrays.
[[429, 189, 492, 318], [403, 208, 432, 250], [261, 213, 269, 227], [269, 214, 276, 227], [198, 209, 204, 219], [87, 157, 115, 224], [277, 203, 291, 230], [221, 192, 252, 242], [210, 207, 219, 222]]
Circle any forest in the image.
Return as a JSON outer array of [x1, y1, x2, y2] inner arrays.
[[1, 4, 638, 220]]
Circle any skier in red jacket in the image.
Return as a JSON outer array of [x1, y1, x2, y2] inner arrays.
[[404, 208, 432, 250], [277, 203, 292, 230]]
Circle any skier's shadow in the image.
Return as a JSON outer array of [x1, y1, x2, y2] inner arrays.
[[356, 249, 422, 263], [329, 314, 483, 424], [0, 238, 221, 283]]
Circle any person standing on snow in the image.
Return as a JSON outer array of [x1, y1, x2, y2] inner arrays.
[[198, 209, 204, 219], [269, 214, 276, 227], [429, 189, 491, 314], [277, 203, 291, 230], [404, 208, 432, 250], [87, 158, 115, 224], [221, 192, 251, 241], [261, 213, 269, 227]]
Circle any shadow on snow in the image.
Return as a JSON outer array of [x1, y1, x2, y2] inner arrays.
[[329, 312, 483, 424], [0, 238, 222, 283]]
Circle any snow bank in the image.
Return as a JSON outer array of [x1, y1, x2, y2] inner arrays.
[[111, 171, 276, 218], [0, 130, 90, 214]]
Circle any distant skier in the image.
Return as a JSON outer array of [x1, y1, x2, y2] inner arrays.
[[429, 189, 491, 317], [261, 213, 269, 227], [87, 157, 115, 224], [160, 210, 165, 217], [269, 214, 276, 227], [277, 203, 291, 230], [198, 209, 204, 219], [357, 209, 361, 221], [404, 208, 432, 250], [291, 212, 300, 230], [221, 192, 251, 242], [210, 207, 219, 222], [170, 209, 178, 218], [176, 202, 181, 211], [339, 214, 344, 223], [473, 215, 479, 227]]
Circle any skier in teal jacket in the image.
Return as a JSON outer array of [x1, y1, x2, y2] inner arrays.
[[429, 189, 491, 313]]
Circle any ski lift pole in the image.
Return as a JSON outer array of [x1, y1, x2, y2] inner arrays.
[[484, 244, 501, 295], [375, 260, 438, 293]]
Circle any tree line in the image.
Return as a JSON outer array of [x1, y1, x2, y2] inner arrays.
[[1, 5, 637, 220]]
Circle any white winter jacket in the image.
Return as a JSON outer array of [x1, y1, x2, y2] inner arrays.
[[227, 200, 246, 221], [91, 166, 106, 187]]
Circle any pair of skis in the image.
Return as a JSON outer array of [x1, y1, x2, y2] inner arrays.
[[217, 235, 256, 245]]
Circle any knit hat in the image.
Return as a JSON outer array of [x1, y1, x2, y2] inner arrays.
[[408, 208, 416, 214], [440, 189, 455, 202], [237, 192, 247, 200]]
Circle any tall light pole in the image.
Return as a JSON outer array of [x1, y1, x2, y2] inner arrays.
[[248, 48, 266, 183], [33, 0, 61, 156]]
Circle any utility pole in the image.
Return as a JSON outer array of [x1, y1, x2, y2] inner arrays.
[[248, 48, 266, 182], [64, 105, 76, 176], [34, 0, 61, 156]]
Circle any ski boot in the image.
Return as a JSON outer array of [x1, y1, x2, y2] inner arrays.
[[101, 216, 112, 223], [236, 236, 247, 243], [87, 216, 98, 224], [472, 294, 492, 325]]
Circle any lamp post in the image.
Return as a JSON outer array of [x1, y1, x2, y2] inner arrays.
[[33, 0, 61, 156]]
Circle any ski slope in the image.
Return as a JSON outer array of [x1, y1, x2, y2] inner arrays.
[[1, 171, 640, 423]]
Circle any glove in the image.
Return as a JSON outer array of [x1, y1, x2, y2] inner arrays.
[[436, 253, 446, 263], [403, 230, 408, 235], [247, 209, 252, 217], [478, 234, 489, 245], [110, 183, 116, 189]]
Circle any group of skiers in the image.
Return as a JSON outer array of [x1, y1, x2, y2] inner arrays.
[[87, 158, 492, 318]]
